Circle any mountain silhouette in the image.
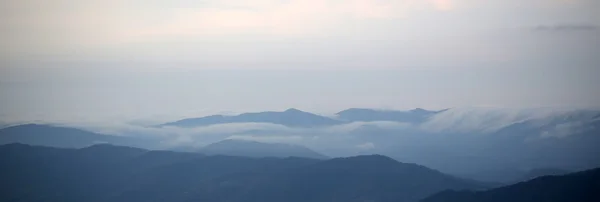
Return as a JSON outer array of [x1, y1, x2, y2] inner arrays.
[[513, 168, 571, 183], [161, 108, 343, 128], [229, 155, 487, 202], [421, 168, 600, 202], [0, 144, 485, 202]]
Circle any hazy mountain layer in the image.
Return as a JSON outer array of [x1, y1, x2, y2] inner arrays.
[[4, 107, 600, 183], [199, 139, 328, 159]]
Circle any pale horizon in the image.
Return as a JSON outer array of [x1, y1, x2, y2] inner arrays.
[[1, 0, 599, 124]]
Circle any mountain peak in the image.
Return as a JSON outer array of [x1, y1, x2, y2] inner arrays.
[[411, 108, 427, 112], [284, 108, 303, 113]]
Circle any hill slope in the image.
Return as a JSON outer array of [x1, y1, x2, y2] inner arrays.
[[0, 144, 485, 202], [221, 155, 486, 202], [421, 168, 600, 202]]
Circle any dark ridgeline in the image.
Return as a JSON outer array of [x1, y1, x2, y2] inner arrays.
[[512, 168, 571, 183], [421, 168, 600, 202], [0, 144, 486, 202]]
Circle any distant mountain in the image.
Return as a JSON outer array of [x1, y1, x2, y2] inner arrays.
[[421, 167, 600, 202], [0, 144, 486, 202], [161, 108, 343, 128], [336, 108, 443, 123], [0, 124, 145, 148], [198, 139, 328, 159], [384, 108, 600, 182], [514, 168, 571, 182]]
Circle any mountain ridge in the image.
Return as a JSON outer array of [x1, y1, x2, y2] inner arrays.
[[160, 108, 446, 128], [421, 167, 600, 202], [160, 108, 344, 128], [0, 143, 486, 202]]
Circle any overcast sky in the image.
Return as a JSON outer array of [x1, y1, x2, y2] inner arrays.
[[0, 0, 599, 123]]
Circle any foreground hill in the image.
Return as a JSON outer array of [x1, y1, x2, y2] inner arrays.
[[198, 139, 328, 159], [421, 168, 600, 202], [161, 108, 343, 128], [0, 144, 484, 202], [222, 155, 485, 202]]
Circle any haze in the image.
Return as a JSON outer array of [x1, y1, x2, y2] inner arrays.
[[1, 2, 600, 201], [1, 0, 599, 122]]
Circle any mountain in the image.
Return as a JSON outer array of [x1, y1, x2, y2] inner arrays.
[[224, 155, 488, 202], [0, 144, 486, 202], [383, 108, 600, 182], [514, 168, 571, 182], [336, 108, 443, 123], [0, 124, 145, 148], [161, 108, 343, 128], [199, 139, 329, 159], [421, 167, 600, 202]]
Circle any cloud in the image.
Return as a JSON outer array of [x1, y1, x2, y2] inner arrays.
[[539, 115, 599, 139], [323, 121, 411, 134], [356, 142, 376, 150], [50, 118, 416, 150], [419, 107, 574, 134], [226, 135, 304, 143], [533, 24, 599, 32]]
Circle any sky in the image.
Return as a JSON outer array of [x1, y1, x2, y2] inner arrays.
[[0, 0, 599, 124]]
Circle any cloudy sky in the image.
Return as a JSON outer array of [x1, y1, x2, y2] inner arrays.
[[1, 0, 599, 123]]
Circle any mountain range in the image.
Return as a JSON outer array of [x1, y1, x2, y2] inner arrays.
[[2, 107, 600, 183], [0, 124, 328, 159], [0, 143, 487, 202], [160, 108, 443, 128], [160, 108, 345, 128]]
